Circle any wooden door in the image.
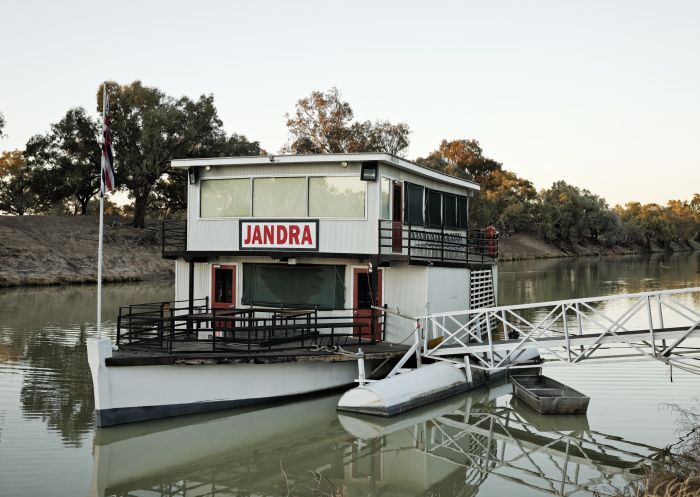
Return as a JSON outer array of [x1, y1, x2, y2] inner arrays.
[[211, 265, 236, 332], [391, 181, 403, 253], [353, 268, 383, 341]]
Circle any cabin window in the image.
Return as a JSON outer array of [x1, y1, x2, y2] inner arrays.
[[444, 194, 458, 229], [457, 196, 468, 229], [200, 179, 251, 218], [242, 264, 346, 309], [404, 182, 424, 225], [425, 189, 443, 228], [308, 176, 366, 218], [253, 177, 307, 217], [380, 177, 391, 219]]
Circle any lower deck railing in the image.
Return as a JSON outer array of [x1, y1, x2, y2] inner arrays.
[[116, 299, 385, 354]]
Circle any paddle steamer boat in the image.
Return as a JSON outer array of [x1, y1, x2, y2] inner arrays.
[[88, 153, 500, 426]]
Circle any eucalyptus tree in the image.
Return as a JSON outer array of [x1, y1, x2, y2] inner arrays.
[[97, 81, 253, 228], [0, 150, 37, 215], [285, 87, 411, 156], [24, 107, 102, 215]]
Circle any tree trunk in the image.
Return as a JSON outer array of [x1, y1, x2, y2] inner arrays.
[[80, 197, 89, 215], [132, 193, 149, 228]]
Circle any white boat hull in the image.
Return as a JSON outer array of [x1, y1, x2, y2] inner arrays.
[[87, 338, 364, 426]]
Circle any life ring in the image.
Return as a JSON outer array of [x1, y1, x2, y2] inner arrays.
[[486, 225, 498, 257]]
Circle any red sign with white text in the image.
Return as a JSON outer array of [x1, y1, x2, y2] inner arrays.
[[239, 220, 318, 251]]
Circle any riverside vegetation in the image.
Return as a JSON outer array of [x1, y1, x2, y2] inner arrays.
[[0, 86, 698, 249]]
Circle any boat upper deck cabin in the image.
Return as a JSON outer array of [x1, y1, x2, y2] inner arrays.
[[162, 152, 494, 266]]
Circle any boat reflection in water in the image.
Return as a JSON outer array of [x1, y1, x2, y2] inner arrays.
[[91, 382, 664, 497]]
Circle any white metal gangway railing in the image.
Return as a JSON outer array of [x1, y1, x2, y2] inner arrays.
[[418, 287, 700, 374]]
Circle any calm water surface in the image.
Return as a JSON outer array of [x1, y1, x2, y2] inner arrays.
[[0, 253, 699, 497]]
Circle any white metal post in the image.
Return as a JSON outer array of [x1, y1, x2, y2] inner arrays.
[[646, 296, 656, 356], [563, 304, 571, 362], [96, 83, 106, 339], [486, 311, 494, 368], [357, 348, 366, 386]]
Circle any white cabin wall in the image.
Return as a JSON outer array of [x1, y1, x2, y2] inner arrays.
[[187, 162, 379, 254], [426, 266, 469, 315], [174, 258, 189, 303], [383, 264, 428, 343], [185, 160, 476, 255], [193, 263, 210, 304]]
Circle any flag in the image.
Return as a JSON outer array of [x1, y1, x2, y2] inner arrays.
[[101, 96, 115, 194]]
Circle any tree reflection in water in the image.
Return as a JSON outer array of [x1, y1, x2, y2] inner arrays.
[[20, 323, 94, 446], [0, 282, 173, 447]]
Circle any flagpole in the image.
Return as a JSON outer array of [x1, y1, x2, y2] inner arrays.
[[97, 83, 106, 340]]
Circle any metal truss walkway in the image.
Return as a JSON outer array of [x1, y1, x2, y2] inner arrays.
[[418, 287, 700, 374]]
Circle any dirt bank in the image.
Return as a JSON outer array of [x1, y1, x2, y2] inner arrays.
[[0, 215, 173, 287], [498, 233, 700, 261]]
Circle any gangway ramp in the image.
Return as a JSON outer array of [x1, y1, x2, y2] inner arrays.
[[420, 286, 700, 373]]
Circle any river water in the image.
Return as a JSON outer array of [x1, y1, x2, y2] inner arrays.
[[0, 253, 699, 497]]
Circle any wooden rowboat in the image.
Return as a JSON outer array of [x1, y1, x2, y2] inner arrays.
[[510, 375, 590, 414]]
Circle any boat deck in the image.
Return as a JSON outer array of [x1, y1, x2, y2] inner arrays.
[[107, 340, 410, 367]]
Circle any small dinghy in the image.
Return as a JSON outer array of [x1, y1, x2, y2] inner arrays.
[[510, 375, 589, 414]]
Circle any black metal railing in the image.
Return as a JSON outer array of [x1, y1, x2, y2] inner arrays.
[[162, 219, 187, 254], [116, 299, 385, 354], [378, 220, 498, 266]]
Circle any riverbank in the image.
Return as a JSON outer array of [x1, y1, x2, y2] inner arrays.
[[1, 216, 698, 287], [498, 233, 700, 261], [0, 215, 173, 287]]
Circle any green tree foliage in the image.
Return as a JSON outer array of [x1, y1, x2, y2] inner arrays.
[[151, 133, 264, 217], [417, 139, 537, 233], [285, 87, 410, 156], [97, 81, 259, 228], [0, 150, 39, 215], [24, 108, 101, 215], [538, 181, 617, 242], [615, 198, 700, 246], [0, 112, 6, 138]]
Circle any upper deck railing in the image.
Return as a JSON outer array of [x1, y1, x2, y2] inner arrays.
[[378, 220, 498, 267], [162, 219, 187, 256], [162, 218, 498, 266]]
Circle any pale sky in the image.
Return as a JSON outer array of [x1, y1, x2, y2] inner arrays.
[[1, 0, 698, 206]]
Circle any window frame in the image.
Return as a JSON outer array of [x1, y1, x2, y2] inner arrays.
[[403, 182, 425, 226], [425, 188, 443, 229], [197, 173, 367, 221], [443, 193, 458, 229]]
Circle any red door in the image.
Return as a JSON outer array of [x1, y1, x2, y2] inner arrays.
[[353, 268, 383, 341], [211, 265, 236, 333], [391, 181, 403, 253]]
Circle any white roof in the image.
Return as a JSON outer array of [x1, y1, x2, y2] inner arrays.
[[171, 153, 480, 191]]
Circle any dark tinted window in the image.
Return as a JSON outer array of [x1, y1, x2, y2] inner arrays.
[[457, 196, 468, 229], [242, 264, 345, 309], [404, 183, 425, 225], [444, 194, 458, 229], [425, 189, 443, 228], [214, 268, 234, 304]]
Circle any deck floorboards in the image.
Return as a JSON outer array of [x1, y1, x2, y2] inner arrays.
[[107, 341, 410, 367]]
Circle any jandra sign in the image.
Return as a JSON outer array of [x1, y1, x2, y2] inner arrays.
[[239, 220, 318, 251]]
